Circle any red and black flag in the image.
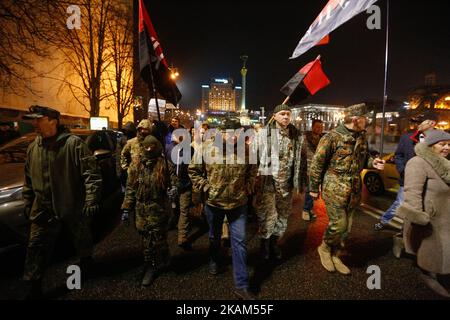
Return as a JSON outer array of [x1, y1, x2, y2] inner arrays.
[[139, 0, 181, 105], [280, 56, 330, 105]]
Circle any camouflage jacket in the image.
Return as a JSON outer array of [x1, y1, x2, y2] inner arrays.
[[121, 156, 177, 211], [258, 122, 308, 194], [309, 123, 374, 205], [188, 144, 258, 210], [120, 135, 144, 172], [23, 128, 102, 222]]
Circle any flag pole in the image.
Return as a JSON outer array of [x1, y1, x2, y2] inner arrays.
[[147, 62, 162, 122], [379, 0, 390, 155]]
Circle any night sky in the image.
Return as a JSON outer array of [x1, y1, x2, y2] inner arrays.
[[146, 0, 450, 111]]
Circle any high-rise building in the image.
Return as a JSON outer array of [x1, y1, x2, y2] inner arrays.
[[201, 85, 210, 112], [201, 78, 241, 112]]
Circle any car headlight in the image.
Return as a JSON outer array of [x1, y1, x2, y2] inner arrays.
[[0, 186, 23, 205]]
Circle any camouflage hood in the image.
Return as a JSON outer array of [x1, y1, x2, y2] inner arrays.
[[137, 119, 152, 130], [137, 119, 152, 141]]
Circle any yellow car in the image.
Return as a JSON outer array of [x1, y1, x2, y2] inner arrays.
[[361, 153, 400, 195]]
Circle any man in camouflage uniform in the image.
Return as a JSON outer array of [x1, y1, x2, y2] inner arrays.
[[22, 106, 102, 298], [189, 119, 257, 300], [120, 119, 152, 173], [121, 135, 177, 286], [256, 104, 308, 260], [309, 103, 385, 274]]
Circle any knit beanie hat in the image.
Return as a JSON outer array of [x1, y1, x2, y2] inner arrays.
[[424, 129, 450, 146], [273, 104, 291, 114]]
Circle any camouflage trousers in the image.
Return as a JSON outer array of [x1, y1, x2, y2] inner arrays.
[[135, 203, 170, 268], [322, 202, 356, 248], [177, 189, 192, 244], [23, 215, 93, 281], [255, 180, 292, 239]]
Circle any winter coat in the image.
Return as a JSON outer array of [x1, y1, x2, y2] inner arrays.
[[189, 143, 257, 210], [23, 128, 102, 222], [121, 156, 177, 231], [397, 142, 450, 274], [257, 122, 308, 194]]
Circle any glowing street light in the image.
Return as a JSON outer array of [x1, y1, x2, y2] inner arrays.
[[169, 65, 180, 80]]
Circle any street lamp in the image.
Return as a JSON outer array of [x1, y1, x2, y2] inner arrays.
[[169, 65, 180, 80]]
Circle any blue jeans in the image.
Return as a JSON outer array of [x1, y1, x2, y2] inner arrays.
[[205, 204, 249, 290], [303, 185, 314, 212], [380, 186, 404, 224]]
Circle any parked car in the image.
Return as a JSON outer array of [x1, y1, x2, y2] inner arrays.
[[361, 153, 400, 195], [0, 130, 123, 254]]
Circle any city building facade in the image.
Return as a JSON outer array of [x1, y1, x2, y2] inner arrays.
[[200, 78, 242, 113]]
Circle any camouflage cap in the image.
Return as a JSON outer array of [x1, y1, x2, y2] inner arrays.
[[23, 105, 60, 120], [345, 103, 370, 117]]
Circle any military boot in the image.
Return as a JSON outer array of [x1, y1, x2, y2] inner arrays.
[[260, 238, 270, 260], [317, 241, 335, 272], [141, 263, 157, 287], [24, 279, 43, 300], [331, 250, 351, 275], [270, 235, 282, 260]]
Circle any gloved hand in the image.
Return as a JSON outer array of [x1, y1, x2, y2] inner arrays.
[[167, 186, 178, 209], [83, 202, 100, 217], [121, 209, 130, 226], [167, 186, 178, 199]]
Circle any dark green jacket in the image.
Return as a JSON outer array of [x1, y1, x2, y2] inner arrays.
[[23, 128, 102, 222]]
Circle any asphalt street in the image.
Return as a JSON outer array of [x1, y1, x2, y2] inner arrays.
[[0, 188, 448, 300]]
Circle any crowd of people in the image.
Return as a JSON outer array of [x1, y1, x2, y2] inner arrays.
[[18, 102, 450, 300]]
